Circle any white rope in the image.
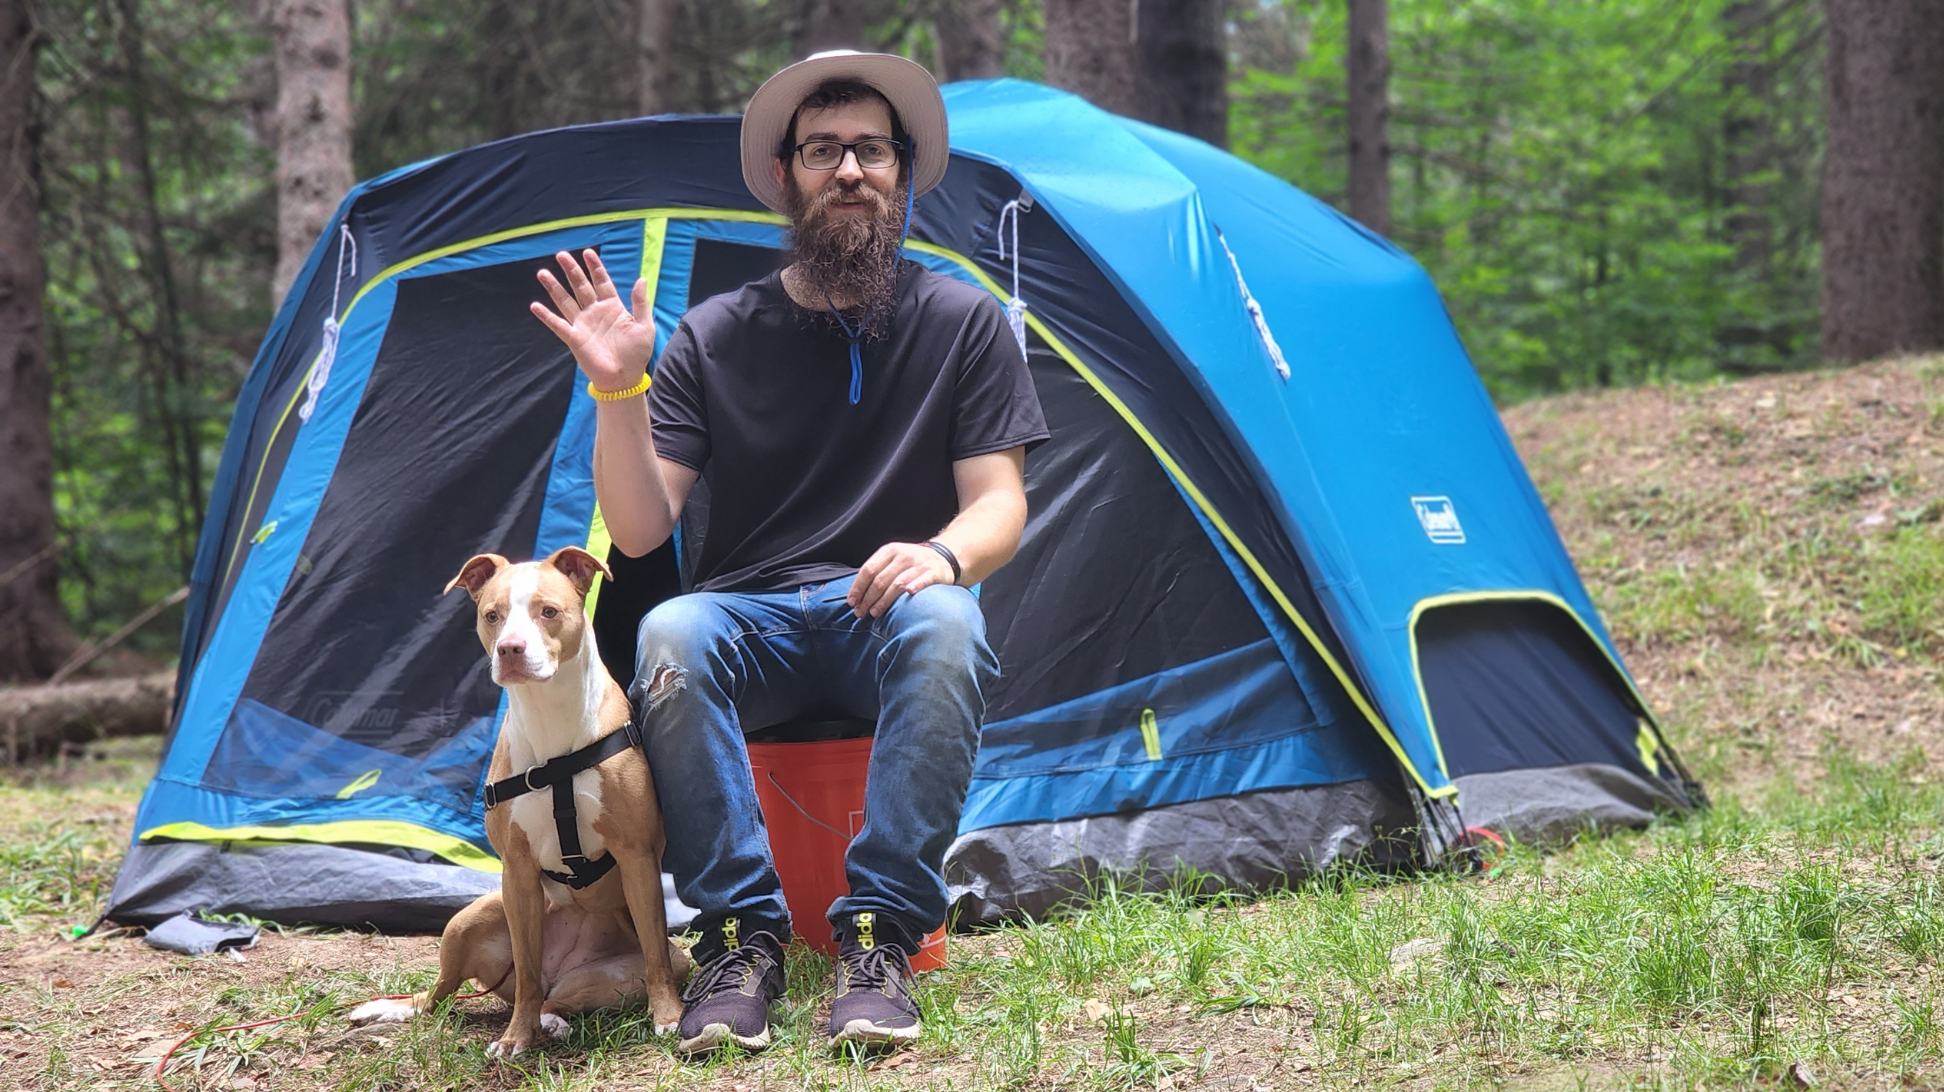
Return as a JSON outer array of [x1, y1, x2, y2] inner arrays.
[[299, 224, 357, 423], [995, 199, 1029, 359], [1216, 227, 1290, 381]]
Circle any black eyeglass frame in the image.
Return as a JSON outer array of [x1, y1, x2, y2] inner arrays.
[[789, 138, 907, 172]]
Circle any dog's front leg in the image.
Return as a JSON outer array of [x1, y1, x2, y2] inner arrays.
[[616, 845, 687, 1034], [488, 851, 555, 1059]]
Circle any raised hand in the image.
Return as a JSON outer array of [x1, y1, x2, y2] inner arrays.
[[530, 249, 656, 393]]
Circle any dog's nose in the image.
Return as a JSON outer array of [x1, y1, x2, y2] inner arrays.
[[496, 636, 526, 658]]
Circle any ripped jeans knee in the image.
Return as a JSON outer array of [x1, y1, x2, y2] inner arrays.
[[639, 662, 687, 712]]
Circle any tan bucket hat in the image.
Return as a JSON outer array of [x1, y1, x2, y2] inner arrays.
[[741, 50, 950, 214]]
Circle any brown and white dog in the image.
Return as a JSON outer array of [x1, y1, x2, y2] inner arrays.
[[348, 546, 688, 1055]]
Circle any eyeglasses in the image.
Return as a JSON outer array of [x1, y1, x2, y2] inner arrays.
[[793, 138, 903, 171]]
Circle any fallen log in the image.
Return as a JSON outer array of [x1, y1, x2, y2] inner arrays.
[[0, 670, 175, 762]]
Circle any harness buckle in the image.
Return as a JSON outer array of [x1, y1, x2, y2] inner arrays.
[[523, 764, 545, 792]]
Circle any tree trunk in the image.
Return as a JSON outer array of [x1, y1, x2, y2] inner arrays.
[[0, 0, 71, 683], [1346, 0, 1390, 236], [935, 0, 1003, 82], [270, 0, 353, 304], [792, 0, 865, 58], [0, 671, 174, 762], [1820, 0, 1944, 363], [1043, 0, 1140, 117], [1137, 0, 1227, 147], [636, 0, 681, 114]]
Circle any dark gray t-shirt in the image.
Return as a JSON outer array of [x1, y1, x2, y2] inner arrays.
[[648, 261, 1049, 593]]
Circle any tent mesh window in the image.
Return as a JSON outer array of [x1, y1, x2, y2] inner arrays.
[[204, 259, 576, 808]]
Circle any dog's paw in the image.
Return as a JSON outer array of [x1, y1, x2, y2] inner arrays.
[[654, 1020, 680, 1037], [540, 1013, 571, 1041], [485, 1038, 525, 1060], [347, 998, 416, 1026]]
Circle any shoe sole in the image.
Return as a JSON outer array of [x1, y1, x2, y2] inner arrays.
[[677, 1022, 772, 1056], [830, 1018, 923, 1048]]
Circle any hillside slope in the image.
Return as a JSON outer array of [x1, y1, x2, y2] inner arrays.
[[1504, 354, 1944, 796]]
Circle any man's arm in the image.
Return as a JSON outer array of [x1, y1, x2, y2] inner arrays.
[[530, 248, 696, 557], [590, 396, 699, 557], [846, 447, 1028, 618]]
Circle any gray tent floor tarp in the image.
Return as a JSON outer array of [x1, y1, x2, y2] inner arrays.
[[108, 841, 698, 934], [945, 778, 1420, 924]]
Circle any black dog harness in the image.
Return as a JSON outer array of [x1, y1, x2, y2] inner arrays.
[[482, 720, 643, 889]]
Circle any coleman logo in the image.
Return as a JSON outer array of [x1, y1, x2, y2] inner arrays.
[[1411, 496, 1466, 544]]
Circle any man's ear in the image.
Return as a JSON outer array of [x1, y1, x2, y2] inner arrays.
[[545, 546, 614, 598], [445, 554, 508, 599], [772, 155, 787, 189]]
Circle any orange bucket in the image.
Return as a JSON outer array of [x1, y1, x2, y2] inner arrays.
[[745, 735, 947, 970]]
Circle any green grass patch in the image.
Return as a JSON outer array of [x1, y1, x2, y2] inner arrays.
[[1601, 560, 1767, 646], [1855, 527, 1944, 652]]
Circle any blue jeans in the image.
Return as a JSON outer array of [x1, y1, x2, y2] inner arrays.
[[631, 575, 996, 949]]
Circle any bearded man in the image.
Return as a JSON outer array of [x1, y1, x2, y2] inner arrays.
[[529, 51, 1046, 1055]]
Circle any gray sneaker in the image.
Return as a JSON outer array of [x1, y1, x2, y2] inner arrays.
[[678, 923, 785, 1056], [828, 911, 923, 1048]]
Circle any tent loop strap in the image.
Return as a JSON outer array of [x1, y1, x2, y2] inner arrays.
[[1214, 226, 1290, 381], [299, 224, 358, 423], [995, 197, 1030, 359]]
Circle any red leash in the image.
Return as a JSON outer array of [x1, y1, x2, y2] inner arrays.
[[152, 969, 511, 1091]]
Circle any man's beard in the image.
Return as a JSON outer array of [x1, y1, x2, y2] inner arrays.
[[784, 173, 908, 340]]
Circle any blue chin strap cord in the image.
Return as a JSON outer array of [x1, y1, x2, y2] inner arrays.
[[824, 140, 916, 406]]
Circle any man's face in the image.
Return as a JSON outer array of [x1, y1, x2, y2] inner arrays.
[[777, 97, 900, 217]]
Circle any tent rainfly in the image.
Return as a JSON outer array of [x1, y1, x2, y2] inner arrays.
[[107, 79, 1702, 931]]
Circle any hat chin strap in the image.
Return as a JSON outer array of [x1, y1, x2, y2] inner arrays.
[[823, 139, 916, 407]]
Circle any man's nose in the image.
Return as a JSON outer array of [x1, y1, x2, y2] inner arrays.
[[834, 148, 865, 183], [496, 635, 526, 658]]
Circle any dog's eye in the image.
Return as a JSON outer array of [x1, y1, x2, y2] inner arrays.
[[483, 610, 501, 625], [541, 606, 560, 619]]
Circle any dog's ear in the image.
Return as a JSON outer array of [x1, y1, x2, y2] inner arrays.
[[545, 546, 613, 597], [445, 554, 508, 599]]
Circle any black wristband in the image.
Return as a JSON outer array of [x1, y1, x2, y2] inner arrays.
[[923, 541, 962, 586]]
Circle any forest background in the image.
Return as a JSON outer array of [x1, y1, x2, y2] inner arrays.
[[0, 0, 1936, 686]]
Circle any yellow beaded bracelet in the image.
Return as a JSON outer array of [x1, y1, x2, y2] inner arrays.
[[587, 374, 652, 401]]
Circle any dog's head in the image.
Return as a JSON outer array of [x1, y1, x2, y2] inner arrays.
[[444, 547, 612, 686]]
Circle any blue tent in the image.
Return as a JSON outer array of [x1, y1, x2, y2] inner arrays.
[[107, 80, 1699, 930]]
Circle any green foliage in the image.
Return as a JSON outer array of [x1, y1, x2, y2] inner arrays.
[[1230, 0, 1824, 401], [36, 0, 275, 650]]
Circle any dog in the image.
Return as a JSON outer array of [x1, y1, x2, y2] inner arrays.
[[349, 546, 689, 1056]]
